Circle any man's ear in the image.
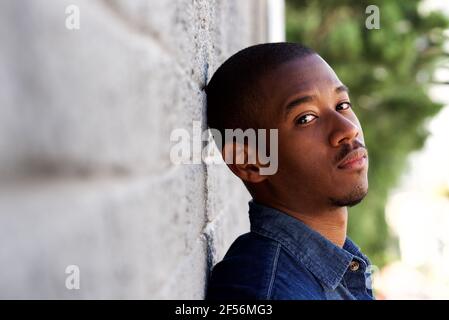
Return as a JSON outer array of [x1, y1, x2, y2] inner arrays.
[[222, 142, 268, 184]]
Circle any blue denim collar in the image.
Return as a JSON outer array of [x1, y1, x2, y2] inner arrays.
[[248, 199, 370, 290]]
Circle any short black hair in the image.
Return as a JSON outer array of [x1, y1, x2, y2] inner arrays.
[[205, 42, 315, 143]]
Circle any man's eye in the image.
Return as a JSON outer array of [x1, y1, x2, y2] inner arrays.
[[295, 114, 317, 125], [336, 102, 352, 111]]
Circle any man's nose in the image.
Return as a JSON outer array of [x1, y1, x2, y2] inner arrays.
[[329, 113, 360, 147]]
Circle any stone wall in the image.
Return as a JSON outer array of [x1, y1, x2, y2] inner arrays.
[[0, 0, 283, 298]]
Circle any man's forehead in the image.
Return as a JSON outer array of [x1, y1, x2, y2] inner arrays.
[[282, 79, 345, 96], [261, 55, 341, 91], [283, 55, 338, 81], [273, 70, 343, 103]]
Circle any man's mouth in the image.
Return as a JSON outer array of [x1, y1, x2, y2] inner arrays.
[[337, 148, 368, 170]]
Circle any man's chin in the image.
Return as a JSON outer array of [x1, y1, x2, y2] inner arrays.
[[329, 185, 368, 207]]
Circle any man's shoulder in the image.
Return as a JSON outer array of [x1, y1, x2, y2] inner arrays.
[[206, 231, 324, 300], [223, 231, 279, 261], [206, 232, 278, 300]]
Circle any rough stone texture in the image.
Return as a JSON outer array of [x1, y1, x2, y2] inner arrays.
[[0, 0, 270, 298]]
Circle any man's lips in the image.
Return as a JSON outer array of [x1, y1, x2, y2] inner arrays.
[[337, 148, 368, 170]]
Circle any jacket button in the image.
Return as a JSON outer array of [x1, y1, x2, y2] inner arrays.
[[349, 261, 360, 272]]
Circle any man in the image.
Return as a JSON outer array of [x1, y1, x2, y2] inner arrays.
[[205, 42, 374, 300]]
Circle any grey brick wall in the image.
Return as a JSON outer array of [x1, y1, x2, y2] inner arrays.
[[0, 0, 276, 299]]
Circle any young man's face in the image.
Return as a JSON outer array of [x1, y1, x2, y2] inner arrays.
[[259, 54, 368, 209]]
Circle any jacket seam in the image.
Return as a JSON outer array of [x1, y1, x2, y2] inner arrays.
[[266, 243, 281, 299]]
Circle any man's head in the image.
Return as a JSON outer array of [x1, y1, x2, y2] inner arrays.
[[206, 42, 368, 212]]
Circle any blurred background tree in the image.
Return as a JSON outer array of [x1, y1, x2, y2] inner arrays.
[[286, 0, 449, 266]]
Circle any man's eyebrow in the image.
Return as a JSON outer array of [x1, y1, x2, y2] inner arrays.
[[335, 84, 349, 94], [284, 85, 350, 119], [285, 94, 316, 118]]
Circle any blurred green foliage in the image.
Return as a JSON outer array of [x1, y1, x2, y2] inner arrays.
[[286, 0, 449, 266]]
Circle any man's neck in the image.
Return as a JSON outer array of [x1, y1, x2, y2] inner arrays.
[[254, 198, 348, 248], [289, 208, 348, 248]]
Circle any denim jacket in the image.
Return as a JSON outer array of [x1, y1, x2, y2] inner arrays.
[[206, 200, 375, 300]]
